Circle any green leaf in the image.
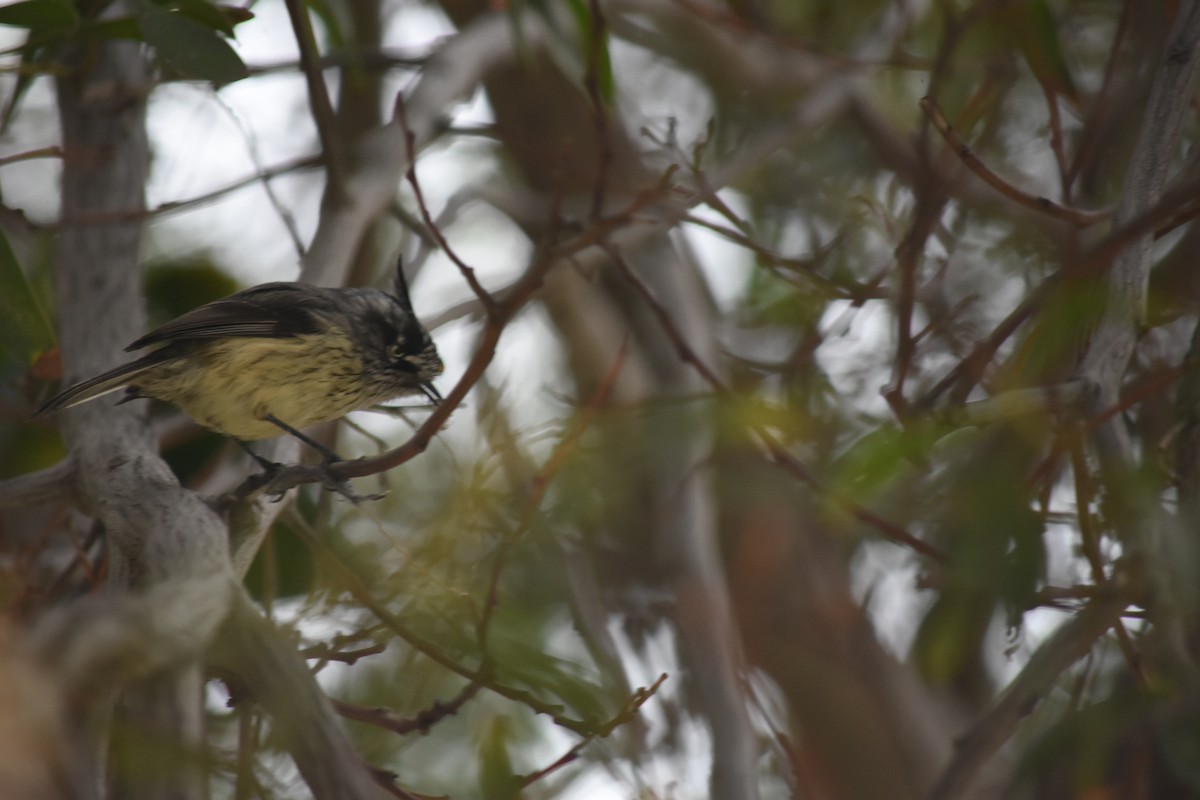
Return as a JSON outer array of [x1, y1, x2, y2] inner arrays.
[[565, 0, 615, 103], [82, 16, 143, 41], [174, 0, 242, 36], [305, 0, 346, 52], [0, 0, 77, 31], [912, 592, 992, 685], [0, 229, 54, 365], [137, 1, 248, 85], [1006, 0, 1078, 104], [478, 716, 520, 800]]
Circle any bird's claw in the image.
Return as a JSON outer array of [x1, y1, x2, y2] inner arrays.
[[313, 462, 387, 504], [234, 460, 386, 504]]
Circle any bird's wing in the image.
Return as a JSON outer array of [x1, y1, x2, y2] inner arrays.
[[125, 283, 328, 351]]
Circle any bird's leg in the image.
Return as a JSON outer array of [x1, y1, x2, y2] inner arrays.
[[234, 439, 290, 502], [236, 439, 279, 472], [262, 414, 382, 503], [264, 414, 344, 463]]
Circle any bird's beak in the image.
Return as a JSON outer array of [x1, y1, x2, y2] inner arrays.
[[420, 382, 443, 405]]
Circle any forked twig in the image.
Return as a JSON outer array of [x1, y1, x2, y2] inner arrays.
[[920, 95, 1109, 227]]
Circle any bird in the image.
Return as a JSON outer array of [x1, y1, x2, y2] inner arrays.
[[37, 258, 443, 479]]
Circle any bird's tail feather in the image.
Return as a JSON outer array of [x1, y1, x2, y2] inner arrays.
[[36, 355, 164, 415]]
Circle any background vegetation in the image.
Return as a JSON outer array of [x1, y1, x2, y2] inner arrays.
[[1, 0, 1199, 798]]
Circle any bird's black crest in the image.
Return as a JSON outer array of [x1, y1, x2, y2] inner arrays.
[[391, 257, 416, 313]]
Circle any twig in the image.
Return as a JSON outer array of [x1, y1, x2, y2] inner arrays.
[[920, 95, 1109, 227], [913, 277, 1052, 413], [210, 93, 309, 257], [301, 642, 386, 665], [286, 507, 598, 737], [393, 94, 496, 313], [886, 186, 948, 419], [515, 673, 669, 791], [682, 213, 883, 301], [367, 768, 436, 800], [283, 0, 345, 188], [60, 155, 323, 225], [332, 682, 481, 736], [0, 145, 62, 167], [245, 47, 429, 77]]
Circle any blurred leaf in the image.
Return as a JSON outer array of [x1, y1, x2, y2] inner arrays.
[[0, 0, 76, 30], [142, 257, 239, 323], [0, 228, 53, 366], [82, 16, 142, 41], [913, 426, 1046, 686], [1005, 0, 1079, 105], [136, 0, 248, 85], [243, 519, 316, 601], [478, 715, 520, 800], [305, 0, 346, 52], [565, 0, 615, 103], [827, 422, 944, 505], [0, 0, 77, 129], [493, 634, 608, 723], [912, 593, 992, 686], [174, 0, 251, 36]]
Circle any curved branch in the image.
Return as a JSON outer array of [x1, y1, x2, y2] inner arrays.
[[920, 95, 1110, 227]]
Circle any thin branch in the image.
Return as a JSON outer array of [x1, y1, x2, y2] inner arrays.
[[283, 0, 345, 189], [920, 95, 1110, 227], [516, 672, 669, 792], [0, 145, 62, 167], [245, 47, 429, 76], [210, 94, 310, 257], [393, 94, 496, 313], [913, 276, 1053, 413], [682, 213, 884, 301], [286, 507, 598, 737], [60, 155, 323, 225], [886, 184, 948, 419], [301, 642, 385, 665], [332, 682, 481, 736]]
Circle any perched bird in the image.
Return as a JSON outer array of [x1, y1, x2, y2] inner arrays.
[[38, 258, 443, 465]]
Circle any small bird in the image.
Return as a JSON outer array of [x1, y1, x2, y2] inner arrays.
[[38, 258, 443, 467]]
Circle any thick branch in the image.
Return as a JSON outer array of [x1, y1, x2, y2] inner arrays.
[[209, 595, 380, 800], [926, 596, 1125, 800]]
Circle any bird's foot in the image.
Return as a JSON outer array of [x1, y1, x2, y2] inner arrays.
[[312, 457, 387, 504]]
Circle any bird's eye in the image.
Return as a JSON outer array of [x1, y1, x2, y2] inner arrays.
[[387, 342, 404, 361]]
